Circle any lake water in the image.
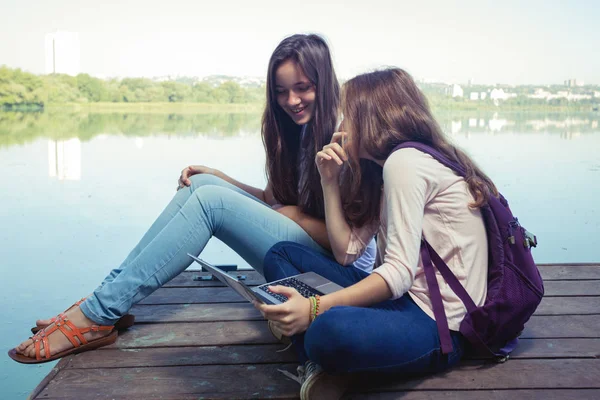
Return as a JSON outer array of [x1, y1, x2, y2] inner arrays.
[[1, 110, 599, 398]]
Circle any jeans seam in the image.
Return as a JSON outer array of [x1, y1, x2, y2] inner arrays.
[[105, 203, 225, 313]]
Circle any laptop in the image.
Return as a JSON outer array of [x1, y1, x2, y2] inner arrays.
[[188, 253, 344, 305]]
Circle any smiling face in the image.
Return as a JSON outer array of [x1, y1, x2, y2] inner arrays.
[[275, 59, 316, 125]]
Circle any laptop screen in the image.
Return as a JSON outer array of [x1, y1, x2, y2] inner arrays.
[[187, 254, 265, 304]]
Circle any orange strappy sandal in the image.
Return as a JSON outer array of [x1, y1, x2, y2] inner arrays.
[[30, 298, 135, 333], [9, 313, 118, 364]]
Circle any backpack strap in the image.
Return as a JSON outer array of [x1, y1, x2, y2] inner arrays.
[[420, 240, 453, 354], [392, 142, 477, 355], [392, 142, 467, 177], [421, 240, 478, 355]]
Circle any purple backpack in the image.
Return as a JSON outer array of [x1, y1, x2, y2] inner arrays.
[[392, 142, 544, 361]]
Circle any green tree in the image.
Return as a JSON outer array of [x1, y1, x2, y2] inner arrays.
[[77, 74, 107, 102], [160, 81, 191, 102]]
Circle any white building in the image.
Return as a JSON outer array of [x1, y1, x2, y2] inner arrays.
[[490, 88, 506, 101], [45, 31, 80, 76], [564, 79, 584, 87], [451, 84, 463, 98], [469, 92, 479, 100]]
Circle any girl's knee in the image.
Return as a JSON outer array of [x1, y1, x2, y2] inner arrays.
[[189, 173, 224, 190], [263, 242, 297, 281], [191, 184, 231, 204], [304, 308, 355, 370]]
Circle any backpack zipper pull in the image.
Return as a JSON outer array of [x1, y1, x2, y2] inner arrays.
[[508, 223, 515, 245], [523, 229, 537, 248]]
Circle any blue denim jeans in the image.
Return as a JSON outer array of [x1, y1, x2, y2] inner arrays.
[[79, 174, 338, 325], [263, 241, 465, 376]]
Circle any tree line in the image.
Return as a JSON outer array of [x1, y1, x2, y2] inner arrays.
[[1, 65, 598, 111], [0, 66, 264, 109]]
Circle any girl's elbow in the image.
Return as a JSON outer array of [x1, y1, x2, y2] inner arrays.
[[333, 252, 354, 267]]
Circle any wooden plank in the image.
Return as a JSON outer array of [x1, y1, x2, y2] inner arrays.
[[35, 359, 600, 399], [106, 315, 600, 351], [543, 280, 600, 296], [538, 264, 600, 281], [130, 303, 262, 323], [76, 338, 600, 369], [108, 321, 275, 348], [489, 338, 600, 359], [139, 287, 248, 304], [144, 283, 600, 304], [67, 345, 296, 369], [164, 271, 265, 287], [345, 389, 600, 400], [168, 264, 600, 287], [36, 364, 301, 399], [348, 359, 600, 391], [522, 315, 600, 338], [535, 296, 600, 315], [537, 263, 600, 267], [131, 295, 600, 324]]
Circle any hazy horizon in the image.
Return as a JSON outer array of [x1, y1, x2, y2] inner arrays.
[[1, 0, 599, 85]]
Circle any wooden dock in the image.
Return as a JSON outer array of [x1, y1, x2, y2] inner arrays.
[[29, 263, 600, 399]]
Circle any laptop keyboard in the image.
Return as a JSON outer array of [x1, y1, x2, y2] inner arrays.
[[257, 277, 324, 303]]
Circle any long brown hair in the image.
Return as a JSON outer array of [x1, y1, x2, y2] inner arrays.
[[340, 68, 498, 226], [262, 34, 339, 218]]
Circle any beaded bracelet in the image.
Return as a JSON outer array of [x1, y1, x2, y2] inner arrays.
[[309, 296, 316, 322], [309, 295, 322, 322]]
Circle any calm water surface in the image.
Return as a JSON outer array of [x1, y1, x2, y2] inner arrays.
[[0, 111, 599, 398]]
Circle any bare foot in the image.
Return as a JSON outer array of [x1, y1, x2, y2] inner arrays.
[[34, 317, 54, 329], [16, 306, 111, 359], [34, 296, 89, 330]]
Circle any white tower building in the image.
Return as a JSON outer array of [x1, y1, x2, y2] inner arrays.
[[45, 31, 81, 76]]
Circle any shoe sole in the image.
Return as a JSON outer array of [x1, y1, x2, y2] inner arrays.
[[8, 329, 118, 364]]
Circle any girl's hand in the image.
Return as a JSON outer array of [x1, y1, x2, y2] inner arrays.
[[254, 285, 312, 336], [316, 132, 348, 185], [177, 165, 221, 190]]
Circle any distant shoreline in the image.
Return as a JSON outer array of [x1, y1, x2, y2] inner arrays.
[[44, 102, 264, 114], [2, 101, 596, 114]]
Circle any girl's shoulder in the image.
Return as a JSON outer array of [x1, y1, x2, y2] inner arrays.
[[383, 147, 451, 191], [384, 147, 438, 173]]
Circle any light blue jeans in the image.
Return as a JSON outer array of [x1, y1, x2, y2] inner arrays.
[[79, 174, 334, 325]]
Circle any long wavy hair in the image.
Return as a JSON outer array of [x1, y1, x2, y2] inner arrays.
[[262, 34, 339, 218], [340, 68, 498, 227]]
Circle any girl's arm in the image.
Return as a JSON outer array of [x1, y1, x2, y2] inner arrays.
[[179, 165, 277, 205], [316, 133, 376, 264], [257, 273, 393, 337]]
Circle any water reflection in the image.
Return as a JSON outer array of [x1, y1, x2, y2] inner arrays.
[[48, 138, 82, 180], [0, 111, 262, 148], [1, 111, 599, 148], [437, 111, 599, 138]]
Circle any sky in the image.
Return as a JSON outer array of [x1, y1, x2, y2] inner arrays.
[[1, 0, 599, 85]]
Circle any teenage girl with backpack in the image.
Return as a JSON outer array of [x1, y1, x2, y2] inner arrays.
[[256, 67, 495, 399], [9, 34, 376, 364]]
